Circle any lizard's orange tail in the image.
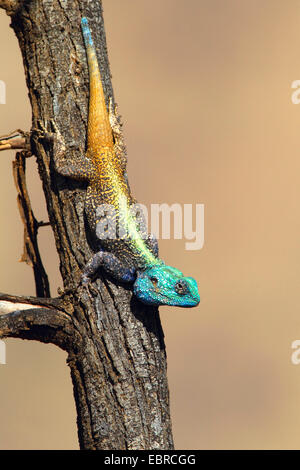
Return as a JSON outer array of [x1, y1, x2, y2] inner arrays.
[[81, 18, 113, 151]]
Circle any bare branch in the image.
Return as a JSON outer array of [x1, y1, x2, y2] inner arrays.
[[37, 221, 51, 228], [0, 300, 42, 314], [0, 291, 67, 310], [13, 152, 50, 297], [0, 304, 75, 350], [0, 129, 30, 151], [0, 0, 24, 15]]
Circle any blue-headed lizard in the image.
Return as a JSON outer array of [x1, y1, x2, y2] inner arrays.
[[48, 18, 200, 308]]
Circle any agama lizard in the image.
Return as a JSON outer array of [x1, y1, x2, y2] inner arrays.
[[48, 18, 200, 307]]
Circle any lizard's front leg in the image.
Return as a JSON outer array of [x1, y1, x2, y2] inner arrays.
[[82, 250, 136, 284]]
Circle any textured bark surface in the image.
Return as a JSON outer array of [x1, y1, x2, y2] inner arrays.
[[0, 0, 174, 450]]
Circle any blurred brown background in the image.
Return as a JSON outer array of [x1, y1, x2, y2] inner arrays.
[[0, 0, 300, 449]]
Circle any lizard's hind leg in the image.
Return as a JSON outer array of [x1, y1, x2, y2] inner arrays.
[[82, 250, 136, 284], [36, 120, 94, 181]]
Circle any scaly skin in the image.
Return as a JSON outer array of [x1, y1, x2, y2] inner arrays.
[[52, 17, 200, 307]]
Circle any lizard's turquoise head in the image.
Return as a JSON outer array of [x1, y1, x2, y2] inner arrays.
[[133, 265, 200, 307]]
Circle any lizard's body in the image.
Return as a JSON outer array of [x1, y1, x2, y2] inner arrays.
[[51, 18, 200, 307]]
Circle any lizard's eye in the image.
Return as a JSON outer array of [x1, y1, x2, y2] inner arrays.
[[175, 280, 188, 296], [150, 276, 158, 288]]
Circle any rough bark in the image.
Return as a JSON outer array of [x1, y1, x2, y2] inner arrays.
[[0, 0, 174, 450]]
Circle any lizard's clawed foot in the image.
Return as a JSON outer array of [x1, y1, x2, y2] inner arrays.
[[78, 272, 100, 298], [80, 273, 91, 287], [32, 119, 66, 150], [32, 120, 52, 142]]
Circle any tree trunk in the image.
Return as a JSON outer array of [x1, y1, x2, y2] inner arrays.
[[0, 0, 174, 450]]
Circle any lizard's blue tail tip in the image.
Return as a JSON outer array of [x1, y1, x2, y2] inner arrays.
[[81, 17, 93, 46]]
